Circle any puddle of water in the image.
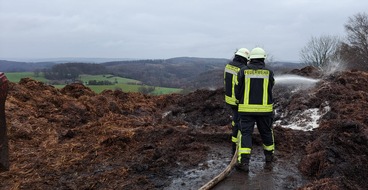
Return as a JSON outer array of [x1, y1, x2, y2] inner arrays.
[[212, 147, 309, 190], [164, 149, 230, 190], [164, 144, 309, 190]]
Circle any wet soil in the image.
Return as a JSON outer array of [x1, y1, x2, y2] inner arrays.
[[0, 68, 367, 189], [212, 129, 311, 190]]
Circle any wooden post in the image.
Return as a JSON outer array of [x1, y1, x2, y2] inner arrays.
[[0, 72, 9, 172]]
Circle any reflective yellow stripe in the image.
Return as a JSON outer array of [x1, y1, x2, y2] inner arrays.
[[231, 130, 241, 144], [244, 75, 250, 105], [232, 129, 241, 143], [224, 68, 238, 75], [263, 129, 275, 152], [224, 64, 241, 105], [225, 96, 237, 105], [263, 78, 269, 105], [225, 64, 241, 72], [244, 74, 268, 78], [263, 144, 274, 151], [238, 69, 272, 113], [238, 147, 251, 162], [239, 148, 251, 154], [238, 104, 273, 112], [232, 74, 237, 101], [244, 70, 270, 76], [237, 130, 241, 139]]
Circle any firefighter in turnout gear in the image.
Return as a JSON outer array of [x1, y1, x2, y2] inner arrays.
[[224, 48, 250, 156], [235, 47, 275, 172]]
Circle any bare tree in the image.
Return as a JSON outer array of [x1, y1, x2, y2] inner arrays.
[[299, 35, 341, 70], [340, 12, 368, 70]]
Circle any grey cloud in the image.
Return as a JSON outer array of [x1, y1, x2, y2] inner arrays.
[[1, 0, 368, 61]]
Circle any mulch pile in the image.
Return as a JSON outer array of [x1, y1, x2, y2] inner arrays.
[[298, 70, 368, 190], [0, 68, 367, 189], [1, 78, 230, 189], [274, 69, 368, 189]]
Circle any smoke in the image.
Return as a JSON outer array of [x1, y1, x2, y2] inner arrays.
[[323, 60, 347, 75]]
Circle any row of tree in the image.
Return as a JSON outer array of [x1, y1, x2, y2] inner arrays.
[[87, 80, 114, 85], [43, 63, 108, 80], [300, 12, 368, 71], [138, 86, 156, 94]]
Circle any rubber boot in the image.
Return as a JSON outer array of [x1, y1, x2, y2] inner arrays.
[[264, 150, 274, 163], [236, 154, 250, 172]]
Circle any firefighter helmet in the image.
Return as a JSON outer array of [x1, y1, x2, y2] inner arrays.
[[235, 48, 250, 59], [249, 47, 267, 59]]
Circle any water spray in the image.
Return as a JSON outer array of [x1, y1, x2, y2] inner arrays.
[[274, 74, 319, 85]]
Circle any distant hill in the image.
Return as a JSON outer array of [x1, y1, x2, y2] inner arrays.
[[0, 60, 58, 72], [1, 57, 302, 90], [102, 57, 229, 88], [1, 57, 135, 63], [0, 58, 135, 72], [269, 61, 303, 74], [102, 58, 302, 89]]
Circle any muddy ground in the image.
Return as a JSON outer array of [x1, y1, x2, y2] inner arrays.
[[0, 68, 368, 189]]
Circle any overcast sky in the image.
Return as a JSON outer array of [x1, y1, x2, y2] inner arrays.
[[1, 0, 367, 62]]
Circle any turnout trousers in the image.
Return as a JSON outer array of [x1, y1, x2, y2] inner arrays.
[[238, 115, 274, 163], [230, 106, 240, 155], [230, 106, 240, 143]]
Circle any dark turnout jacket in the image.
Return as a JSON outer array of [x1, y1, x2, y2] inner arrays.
[[235, 60, 274, 115], [224, 55, 247, 106]]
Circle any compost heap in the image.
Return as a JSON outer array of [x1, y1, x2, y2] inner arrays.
[[1, 68, 368, 190]]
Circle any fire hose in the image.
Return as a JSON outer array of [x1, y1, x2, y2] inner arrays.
[[198, 147, 238, 190]]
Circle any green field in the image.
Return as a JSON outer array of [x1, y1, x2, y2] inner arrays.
[[79, 74, 141, 84], [5, 72, 49, 83], [5, 72, 182, 95]]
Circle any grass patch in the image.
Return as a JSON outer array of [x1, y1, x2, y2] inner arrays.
[[86, 84, 142, 93], [151, 87, 182, 95], [4, 72, 182, 94], [5, 72, 48, 83], [86, 85, 182, 94], [80, 74, 141, 84]]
